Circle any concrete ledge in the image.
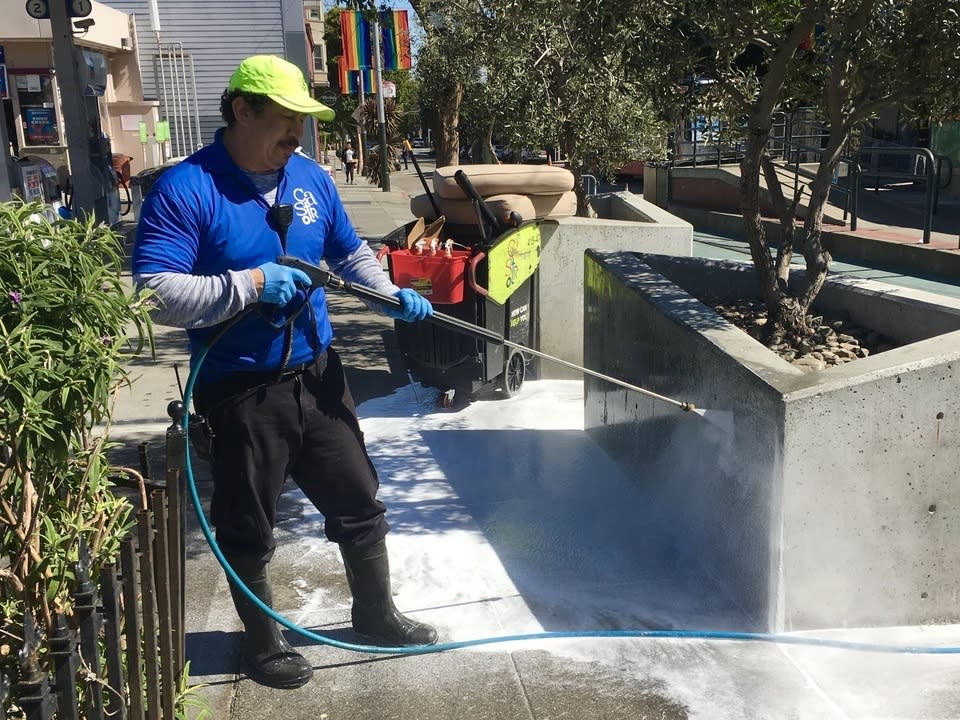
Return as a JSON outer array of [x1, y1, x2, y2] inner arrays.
[[536, 195, 692, 376], [583, 251, 960, 630]]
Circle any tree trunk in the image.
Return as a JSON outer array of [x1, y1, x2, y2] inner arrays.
[[742, 127, 809, 343], [560, 131, 590, 217], [736, 1, 822, 342], [794, 134, 845, 317], [434, 82, 462, 168], [470, 121, 497, 164]]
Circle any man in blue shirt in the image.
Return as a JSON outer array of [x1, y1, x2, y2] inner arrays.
[[133, 55, 437, 690]]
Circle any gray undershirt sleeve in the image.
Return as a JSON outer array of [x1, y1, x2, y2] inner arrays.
[[329, 242, 402, 313], [134, 269, 259, 329], [135, 243, 402, 329]]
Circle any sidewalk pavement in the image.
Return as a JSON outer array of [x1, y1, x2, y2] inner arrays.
[[108, 153, 960, 719]]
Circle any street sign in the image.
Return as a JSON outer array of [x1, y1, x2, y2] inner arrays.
[[25, 0, 49, 19], [70, 0, 91, 17], [25, 0, 92, 19]]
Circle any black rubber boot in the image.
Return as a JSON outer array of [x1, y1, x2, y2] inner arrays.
[[340, 539, 439, 646], [224, 554, 314, 689]]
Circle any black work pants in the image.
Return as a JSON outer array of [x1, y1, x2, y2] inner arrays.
[[194, 348, 388, 564]]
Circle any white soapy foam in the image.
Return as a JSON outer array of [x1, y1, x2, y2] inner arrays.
[[277, 379, 960, 719]]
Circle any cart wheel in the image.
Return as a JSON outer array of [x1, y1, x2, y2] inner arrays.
[[499, 351, 525, 398]]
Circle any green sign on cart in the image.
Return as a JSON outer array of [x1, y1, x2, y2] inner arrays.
[[155, 120, 170, 143], [486, 223, 541, 305]]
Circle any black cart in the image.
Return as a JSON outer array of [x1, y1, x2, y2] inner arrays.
[[379, 217, 546, 401]]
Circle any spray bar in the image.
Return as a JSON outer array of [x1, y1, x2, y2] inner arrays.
[[278, 256, 699, 414]]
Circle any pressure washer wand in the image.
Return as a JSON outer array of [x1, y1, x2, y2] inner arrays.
[[277, 256, 699, 414]]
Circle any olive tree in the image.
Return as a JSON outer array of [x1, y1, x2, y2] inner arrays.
[[411, 0, 667, 213], [478, 0, 666, 212], [637, 0, 960, 342]]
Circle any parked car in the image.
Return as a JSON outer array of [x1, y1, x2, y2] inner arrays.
[[412, 137, 425, 148]]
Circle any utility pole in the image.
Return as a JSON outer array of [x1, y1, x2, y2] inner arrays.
[[49, 0, 98, 220], [0, 72, 12, 200], [372, 13, 390, 192], [356, 71, 365, 175]]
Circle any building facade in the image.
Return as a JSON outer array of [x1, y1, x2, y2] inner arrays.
[[102, 0, 318, 159], [1, 0, 155, 184]]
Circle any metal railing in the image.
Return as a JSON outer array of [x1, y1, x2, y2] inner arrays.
[[8, 407, 188, 720], [580, 173, 598, 196], [670, 107, 952, 244], [779, 139, 862, 232], [857, 145, 940, 243]]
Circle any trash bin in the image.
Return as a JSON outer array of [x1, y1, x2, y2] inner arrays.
[[112, 153, 132, 186], [131, 160, 179, 221]]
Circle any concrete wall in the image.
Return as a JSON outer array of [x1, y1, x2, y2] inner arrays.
[[583, 251, 960, 630], [537, 194, 692, 377]]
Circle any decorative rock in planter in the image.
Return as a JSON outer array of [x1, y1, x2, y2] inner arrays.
[[583, 251, 960, 631]]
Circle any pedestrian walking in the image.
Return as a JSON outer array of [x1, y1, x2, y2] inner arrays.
[[344, 141, 356, 183], [132, 54, 437, 690]]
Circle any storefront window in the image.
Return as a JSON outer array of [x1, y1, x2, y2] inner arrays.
[[15, 73, 59, 146]]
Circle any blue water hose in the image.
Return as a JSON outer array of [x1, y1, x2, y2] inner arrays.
[[181, 343, 960, 657]]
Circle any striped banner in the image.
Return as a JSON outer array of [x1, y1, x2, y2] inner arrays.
[[379, 10, 412, 71], [340, 10, 372, 70], [338, 57, 375, 95]]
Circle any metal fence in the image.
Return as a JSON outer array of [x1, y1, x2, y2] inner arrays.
[[5, 407, 188, 720]]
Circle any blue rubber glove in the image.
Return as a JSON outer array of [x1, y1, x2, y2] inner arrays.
[[257, 262, 312, 305], [386, 287, 434, 322]]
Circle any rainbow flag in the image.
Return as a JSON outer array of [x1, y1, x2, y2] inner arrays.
[[340, 10, 372, 70], [338, 57, 375, 95], [379, 10, 412, 71]]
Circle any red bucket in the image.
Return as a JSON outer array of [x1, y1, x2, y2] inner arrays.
[[388, 249, 471, 304]]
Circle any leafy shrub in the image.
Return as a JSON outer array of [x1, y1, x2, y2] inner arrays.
[[0, 201, 153, 711]]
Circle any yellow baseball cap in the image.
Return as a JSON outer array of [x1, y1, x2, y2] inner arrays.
[[228, 55, 335, 122]]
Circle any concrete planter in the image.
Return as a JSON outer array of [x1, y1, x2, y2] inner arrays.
[[583, 251, 960, 631]]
